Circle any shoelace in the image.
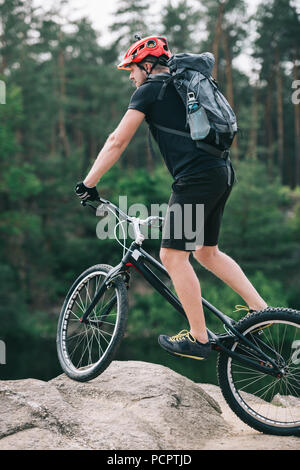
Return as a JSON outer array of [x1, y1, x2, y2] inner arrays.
[[169, 330, 196, 343], [232, 305, 272, 332], [223, 305, 252, 335], [233, 304, 251, 313]]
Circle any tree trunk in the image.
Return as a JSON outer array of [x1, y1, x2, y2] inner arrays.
[[57, 37, 70, 157], [222, 28, 238, 159], [50, 122, 56, 156], [0, 33, 7, 74], [75, 126, 84, 149], [146, 138, 154, 174], [293, 69, 300, 188], [247, 85, 258, 159], [0, 54, 6, 74], [275, 47, 284, 183], [264, 73, 274, 178], [292, 53, 300, 188], [212, 1, 225, 81]]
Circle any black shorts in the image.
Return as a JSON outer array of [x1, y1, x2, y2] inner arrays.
[[160, 163, 236, 252]]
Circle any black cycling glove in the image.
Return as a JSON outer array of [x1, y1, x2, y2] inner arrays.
[[75, 182, 99, 202]]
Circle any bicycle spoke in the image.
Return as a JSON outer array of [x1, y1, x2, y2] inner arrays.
[[228, 319, 300, 428], [62, 271, 119, 372]]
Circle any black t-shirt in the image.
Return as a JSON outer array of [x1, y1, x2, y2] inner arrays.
[[128, 76, 226, 181]]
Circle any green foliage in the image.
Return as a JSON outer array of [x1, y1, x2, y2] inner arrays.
[[0, 0, 299, 381], [127, 268, 289, 339], [161, 0, 201, 53], [1, 163, 42, 200], [101, 163, 172, 206], [0, 81, 23, 157], [110, 0, 151, 51], [219, 159, 299, 278]]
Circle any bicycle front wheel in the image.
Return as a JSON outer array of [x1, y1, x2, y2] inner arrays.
[[56, 264, 128, 382], [217, 308, 300, 436]]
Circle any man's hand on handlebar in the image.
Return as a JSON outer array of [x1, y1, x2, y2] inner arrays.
[[75, 182, 100, 202]]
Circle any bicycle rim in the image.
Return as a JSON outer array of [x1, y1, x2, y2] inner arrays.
[[226, 319, 300, 431], [59, 269, 122, 378]]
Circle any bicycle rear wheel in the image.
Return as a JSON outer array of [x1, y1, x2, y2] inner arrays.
[[56, 264, 128, 382], [217, 308, 300, 436]]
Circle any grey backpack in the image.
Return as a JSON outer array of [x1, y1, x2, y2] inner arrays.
[[147, 52, 237, 155]]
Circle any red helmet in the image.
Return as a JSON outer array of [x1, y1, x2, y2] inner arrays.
[[117, 36, 172, 70]]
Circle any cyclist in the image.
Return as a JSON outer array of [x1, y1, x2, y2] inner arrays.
[[75, 35, 268, 361]]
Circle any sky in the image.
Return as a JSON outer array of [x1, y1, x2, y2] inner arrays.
[[31, 0, 279, 82]]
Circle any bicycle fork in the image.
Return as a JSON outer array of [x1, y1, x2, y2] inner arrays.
[[79, 262, 125, 324]]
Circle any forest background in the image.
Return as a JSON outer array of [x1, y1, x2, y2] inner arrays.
[[0, 0, 300, 383]]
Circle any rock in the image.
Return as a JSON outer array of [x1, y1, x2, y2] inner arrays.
[[0, 378, 82, 450], [271, 393, 300, 408], [0, 361, 228, 450], [1, 361, 299, 450]]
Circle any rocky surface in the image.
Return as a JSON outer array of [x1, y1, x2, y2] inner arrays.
[[0, 360, 299, 450]]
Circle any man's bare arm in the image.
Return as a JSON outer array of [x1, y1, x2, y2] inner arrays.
[[83, 109, 145, 187]]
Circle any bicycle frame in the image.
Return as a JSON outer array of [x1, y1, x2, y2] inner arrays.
[[80, 239, 283, 378]]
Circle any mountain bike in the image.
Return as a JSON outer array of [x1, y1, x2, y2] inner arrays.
[[56, 196, 300, 437]]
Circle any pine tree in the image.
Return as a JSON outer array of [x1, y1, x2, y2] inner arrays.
[[199, 0, 248, 159], [161, 0, 200, 53], [0, 0, 33, 74], [253, 0, 300, 187], [110, 0, 151, 52], [108, 0, 156, 171]]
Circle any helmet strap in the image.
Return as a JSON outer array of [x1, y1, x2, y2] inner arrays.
[[149, 57, 160, 74], [136, 63, 148, 75], [137, 57, 161, 77]]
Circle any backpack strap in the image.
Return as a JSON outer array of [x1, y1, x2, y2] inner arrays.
[[151, 122, 190, 139], [147, 72, 186, 101], [145, 74, 233, 185], [207, 76, 235, 138], [151, 122, 228, 158], [146, 74, 171, 100], [150, 122, 233, 186]]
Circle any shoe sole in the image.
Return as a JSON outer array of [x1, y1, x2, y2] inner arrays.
[[172, 351, 207, 360], [158, 341, 209, 360]]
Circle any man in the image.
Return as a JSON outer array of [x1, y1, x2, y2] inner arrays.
[[75, 36, 268, 361]]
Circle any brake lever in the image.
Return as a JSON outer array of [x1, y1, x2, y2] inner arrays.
[[148, 217, 164, 232], [80, 200, 99, 213]]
